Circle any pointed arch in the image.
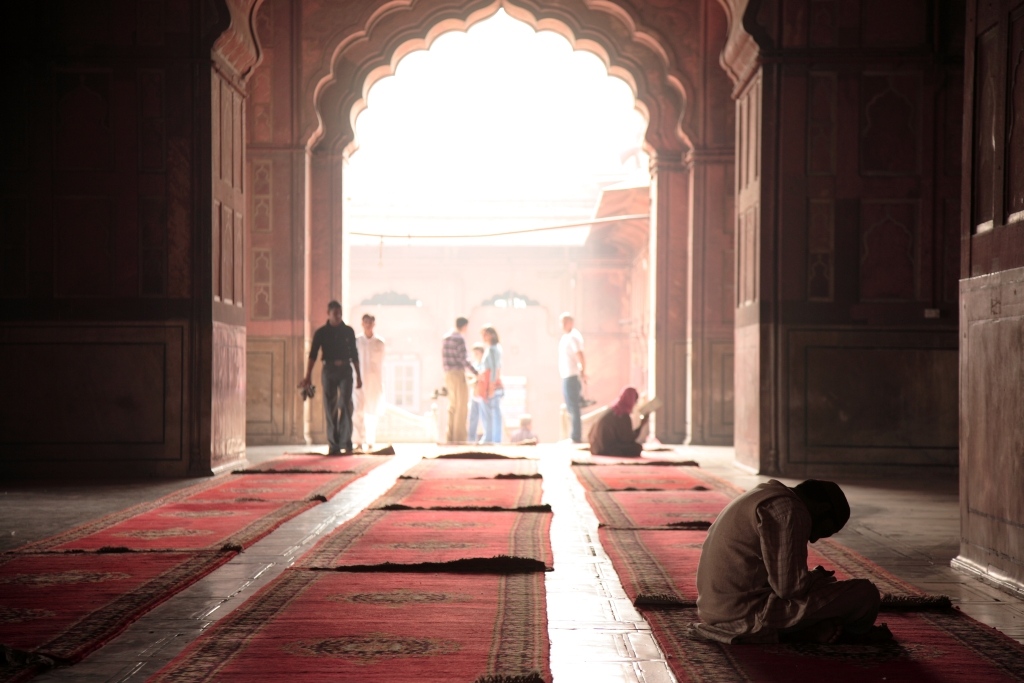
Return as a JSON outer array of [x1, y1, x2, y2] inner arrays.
[[301, 0, 695, 155]]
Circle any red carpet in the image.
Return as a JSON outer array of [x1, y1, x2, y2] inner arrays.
[[586, 489, 732, 528], [236, 453, 388, 474], [378, 477, 544, 510], [573, 463, 741, 494], [600, 528, 936, 606], [20, 472, 379, 553], [406, 457, 539, 479], [147, 570, 550, 682], [646, 607, 1024, 682], [295, 509, 553, 569], [0, 551, 227, 666]]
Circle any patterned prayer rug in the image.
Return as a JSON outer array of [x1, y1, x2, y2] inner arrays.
[[645, 607, 1024, 682], [376, 477, 544, 510], [295, 509, 553, 570], [586, 489, 733, 528], [16, 472, 376, 553], [147, 570, 550, 682], [572, 456, 700, 466], [0, 551, 227, 668], [404, 457, 539, 479], [573, 463, 742, 495], [600, 528, 936, 607], [235, 453, 388, 474]]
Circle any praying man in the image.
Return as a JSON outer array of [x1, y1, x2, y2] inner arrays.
[[695, 479, 892, 644]]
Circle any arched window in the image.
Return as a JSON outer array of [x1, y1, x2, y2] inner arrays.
[[482, 290, 539, 309]]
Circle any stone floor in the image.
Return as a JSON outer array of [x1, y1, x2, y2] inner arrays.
[[2, 443, 1022, 682]]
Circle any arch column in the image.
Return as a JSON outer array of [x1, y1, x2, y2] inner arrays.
[[649, 150, 691, 443], [686, 147, 735, 445], [303, 147, 345, 444]]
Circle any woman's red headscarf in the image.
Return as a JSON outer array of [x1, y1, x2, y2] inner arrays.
[[611, 387, 639, 417]]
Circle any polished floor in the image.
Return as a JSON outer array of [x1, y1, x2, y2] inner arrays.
[[2, 444, 1022, 682]]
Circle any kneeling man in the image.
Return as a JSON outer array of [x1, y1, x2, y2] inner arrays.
[[696, 479, 886, 644]]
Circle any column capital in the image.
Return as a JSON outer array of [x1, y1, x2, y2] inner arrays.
[[686, 146, 734, 166], [648, 150, 686, 174]]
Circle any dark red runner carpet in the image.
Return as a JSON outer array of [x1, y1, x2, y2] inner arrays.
[[237, 453, 388, 474], [377, 476, 544, 509], [573, 463, 741, 494], [406, 457, 539, 479], [147, 570, 549, 682], [295, 509, 553, 569], [646, 607, 1024, 682], [0, 551, 226, 668], [600, 528, 935, 606], [586, 489, 733, 528]]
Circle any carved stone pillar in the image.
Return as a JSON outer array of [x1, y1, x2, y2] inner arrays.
[[648, 151, 690, 443], [686, 147, 735, 445], [304, 148, 344, 444]]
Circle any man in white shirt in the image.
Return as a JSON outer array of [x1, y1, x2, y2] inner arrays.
[[353, 313, 385, 450], [558, 312, 586, 442]]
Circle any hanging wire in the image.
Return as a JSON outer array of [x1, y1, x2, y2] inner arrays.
[[348, 213, 650, 240]]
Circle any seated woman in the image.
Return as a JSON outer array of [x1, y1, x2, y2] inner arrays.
[[589, 387, 649, 456]]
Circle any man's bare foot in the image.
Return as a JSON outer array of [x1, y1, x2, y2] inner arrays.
[[782, 618, 843, 644]]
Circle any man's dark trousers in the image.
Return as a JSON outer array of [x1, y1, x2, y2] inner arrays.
[[563, 374, 582, 443], [322, 364, 354, 453]]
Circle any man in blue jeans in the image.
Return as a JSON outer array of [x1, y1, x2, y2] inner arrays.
[[300, 300, 362, 454], [558, 312, 586, 442]]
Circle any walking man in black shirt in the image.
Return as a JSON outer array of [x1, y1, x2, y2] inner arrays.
[[300, 300, 363, 454]]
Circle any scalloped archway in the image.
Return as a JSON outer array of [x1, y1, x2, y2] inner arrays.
[[245, 0, 737, 446]]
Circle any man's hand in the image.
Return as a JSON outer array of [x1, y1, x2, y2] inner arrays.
[[356, 377, 363, 389], [298, 377, 312, 390]]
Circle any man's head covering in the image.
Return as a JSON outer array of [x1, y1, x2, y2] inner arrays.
[[611, 387, 639, 417], [794, 480, 851, 530]]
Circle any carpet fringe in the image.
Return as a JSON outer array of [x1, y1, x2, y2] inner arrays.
[[312, 555, 549, 574], [597, 522, 712, 530], [1, 644, 63, 673], [632, 592, 953, 612], [232, 468, 357, 474], [634, 593, 695, 607], [474, 673, 547, 683], [378, 504, 552, 513], [398, 474, 543, 480], [880, 594, 953, 611], [609, 486, 710, 492]]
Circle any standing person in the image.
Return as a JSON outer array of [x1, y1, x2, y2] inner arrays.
[[353, 313, 385, 450], [480, 325, 503, 444], [442, 317, 477, 443], [467, 342, 487, 444], [558, 312, 587, 442], [300, 300, 362, 455]]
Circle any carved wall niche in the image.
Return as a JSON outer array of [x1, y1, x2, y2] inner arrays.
[[860, 73, 921, 176], [860, 200, 918, 301], [807, 199, 834, 301], [55, 71, 114, 172], [138, 69, 167, 172], [807, 72, 836, 175], [252, 249, 272, 319]]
